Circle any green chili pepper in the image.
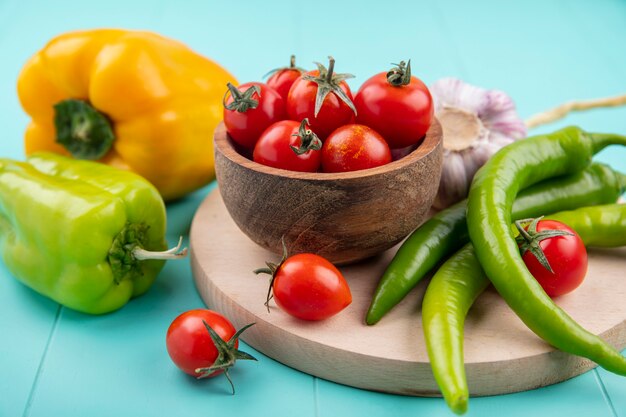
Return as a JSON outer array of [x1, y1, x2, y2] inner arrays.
[[422, 243, 485, 415], [546, 204, 626, 247], [366, 162, 626, 325], [0, 152, 187, 314], [423, 203, 626, 415], [466, 126, 626, 374]]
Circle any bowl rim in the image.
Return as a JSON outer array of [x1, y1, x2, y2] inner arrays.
[[214, 118, 442, 181]]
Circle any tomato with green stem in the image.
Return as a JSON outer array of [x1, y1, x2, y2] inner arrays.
[[254, 241, 352, 321], [223, 82, 285, 150], [265, 55, 306, 102], [287, 56, 356, 139], [253, 119, 322, 172], [515, 217, 588, 297], [322, 124, 392, 173], [166, 309, 256, 394], [354, 60, 433, 149]]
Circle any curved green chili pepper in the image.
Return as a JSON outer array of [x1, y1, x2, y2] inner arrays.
[[423, 203, 626, 415], [366, 162, 626, 324], [466, 126, 626, 374]]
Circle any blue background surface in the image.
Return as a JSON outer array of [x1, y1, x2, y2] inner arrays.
[[0, 1, 625, 416]]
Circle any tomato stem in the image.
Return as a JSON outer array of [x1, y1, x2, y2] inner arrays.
[[54, 99, 116, 160], [263, 55, 305, 79], [195, 321, 257, 395], [301, 57, 356, 117], [515, 217, 574, 273], [290, 118, 322, 155], [386, 60, 412, 86], [326, 56, 335, 83], [223, 82, 260, 113], [253, 238, 289, 312]]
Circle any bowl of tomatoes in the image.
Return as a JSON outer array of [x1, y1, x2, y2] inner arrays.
[[214, 57, 443, 264]]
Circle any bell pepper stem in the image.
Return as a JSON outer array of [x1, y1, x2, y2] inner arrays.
[[132, 236, 188, 260], [54, 99, 116, 160]]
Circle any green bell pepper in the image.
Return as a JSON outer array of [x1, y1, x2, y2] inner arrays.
[[0, 152, 186, 314]]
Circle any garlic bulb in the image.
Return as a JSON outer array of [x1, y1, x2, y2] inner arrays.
[[430, 78, 527, 209]]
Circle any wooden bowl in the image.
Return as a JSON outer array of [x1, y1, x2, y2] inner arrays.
[[213, 119, 443, 264]]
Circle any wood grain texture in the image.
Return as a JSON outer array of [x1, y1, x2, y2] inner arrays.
[[214, 120, 443, 265], [190, 189, 626, 397]]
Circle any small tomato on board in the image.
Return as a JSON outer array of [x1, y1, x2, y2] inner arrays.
[[287, 56, 356, 139], [253, 119, 322, 172], [166, 309, 256, 393], [515, 218, 588, 298], [223, 82, 286, 150], [266, 55, 306, 103], [321, 124, 392, 173], [354, 60, 433, 149], [255, 242, 352, 321]]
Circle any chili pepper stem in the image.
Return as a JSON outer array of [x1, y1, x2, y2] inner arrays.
[[132, 236, 188, 260], [589, 132, 626, 153], [525, 94, 626, 129]]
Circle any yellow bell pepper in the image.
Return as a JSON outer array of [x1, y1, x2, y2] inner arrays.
[[17, 29, 236, 201]]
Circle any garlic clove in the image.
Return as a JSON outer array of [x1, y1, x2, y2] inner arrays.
[[434, 151, 469, 210]]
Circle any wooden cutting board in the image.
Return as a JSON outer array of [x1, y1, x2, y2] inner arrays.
[[190, 188, 626, 396]]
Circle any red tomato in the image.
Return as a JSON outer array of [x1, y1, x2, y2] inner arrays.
[[271, 253, 352, 321], [223, 82, 286, 150], [266, 55, 305, 103], [321, 124, 392, 173], [287, 58, 356, 139], [166, 309, 256, 391], [354, 61, 433, 149], [253, 119, 322, 172], [518, 219, 588, 297]]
